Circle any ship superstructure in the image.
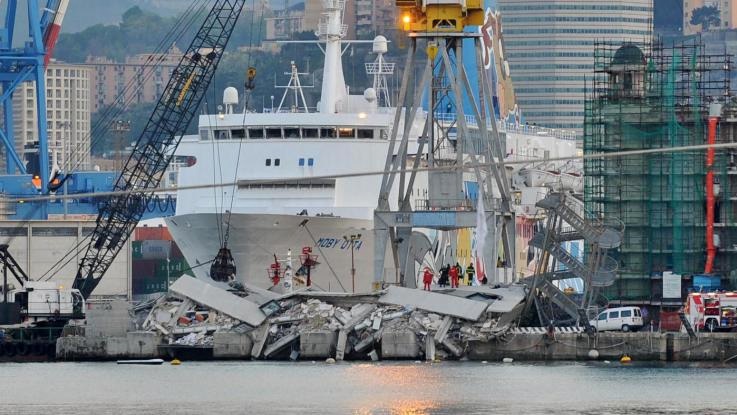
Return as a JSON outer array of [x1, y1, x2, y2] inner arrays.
[[166, 1, 578, 292]]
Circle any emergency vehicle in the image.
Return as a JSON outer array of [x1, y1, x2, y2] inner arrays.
[[683, 292, 737, 332]]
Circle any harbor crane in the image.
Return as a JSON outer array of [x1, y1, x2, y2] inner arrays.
[[2, 0, 246, 327], [72, 0, 246, 298], [0, 0, 69, 198], [374, 0, 515, 288]]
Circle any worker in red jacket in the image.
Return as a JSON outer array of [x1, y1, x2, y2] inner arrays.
[[449, 264, 459, 288], [422, 267, 433, 291]]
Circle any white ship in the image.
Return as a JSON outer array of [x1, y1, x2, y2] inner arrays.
[[165, 1, 578, 292]]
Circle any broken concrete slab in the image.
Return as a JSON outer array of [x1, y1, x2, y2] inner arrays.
[[263, 332, 299, 358], [434, 316, 453, 343], [343, 304, 377, 331], [336, 330, 348, 361], [354, 329, 383, 353], [169, 276, 266, 327], [250, 324, 270, 359], [443, 285, 527, 314], [425, 336, 436, 361], [442, 338, 463, 357], [379, 286, 488, 321]]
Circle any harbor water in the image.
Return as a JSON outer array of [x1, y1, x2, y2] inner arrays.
[[1, 361, 736, 414]]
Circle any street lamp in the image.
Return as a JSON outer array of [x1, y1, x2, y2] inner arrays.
[[343, 234, 361, 293]]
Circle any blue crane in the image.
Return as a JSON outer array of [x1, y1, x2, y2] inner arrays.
[[0, 0, 67, 197]]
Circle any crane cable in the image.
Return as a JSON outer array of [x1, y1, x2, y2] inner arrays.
[[15, 140, 737, 203], [61, 0, 208, 175], [221, 0, 265, 249], [39, 0, 209, 280]]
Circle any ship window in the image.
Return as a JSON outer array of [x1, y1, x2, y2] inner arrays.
[[199, 129, 210, 141], [339, 128, 355, 138], [274, 158, 280, 166], [299, 158, 305, 166], [284, 128, 300, 138], [215, 129, 230, 140], [303, 128, 318, 138], [0, 228, 27, 236], [308, 158, 314, 166], [232, 129, 246, 139], [380, 129, 388, 140], [320, 127, 336, 138], [31, 227, 78, 237], [265, 158, 271, 166], [248, 128, 264, 139], [357, 129, 374, 139], [266, 128, 282, 139]]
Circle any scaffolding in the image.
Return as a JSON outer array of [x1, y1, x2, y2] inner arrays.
[[584, 37, 735, 304]]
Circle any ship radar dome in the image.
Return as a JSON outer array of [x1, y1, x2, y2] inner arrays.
[[364, 88, 377, 102], [223, 87, 239, 106], [373, 36, 388, 54]]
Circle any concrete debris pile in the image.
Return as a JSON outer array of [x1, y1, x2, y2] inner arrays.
[[142, 298, 249, 347], [253, 297, 506, 361], [136, 277, 523, 360]]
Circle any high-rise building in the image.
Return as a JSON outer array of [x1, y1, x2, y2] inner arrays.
[[683, 0, 737, 35], [265, 4, 305, 40], [84, 44, 182, 112], [498, 0, 653, 137], [355, 0, 395, 38], [11, 62, 91, 172]]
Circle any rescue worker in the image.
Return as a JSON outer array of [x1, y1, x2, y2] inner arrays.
[[438, 265, 450, 287], [422, 267, 433, 291], [466, 263, 475, 286], [449, 263, 459, 288]]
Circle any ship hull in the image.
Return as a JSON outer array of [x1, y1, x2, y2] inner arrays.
[[165, 213, 381, 293]]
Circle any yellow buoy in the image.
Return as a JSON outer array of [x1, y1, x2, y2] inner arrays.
[[170, 358, 181, 366], [620, 355, 632, 364]]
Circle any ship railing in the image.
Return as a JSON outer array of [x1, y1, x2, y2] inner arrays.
[[430, 112, 578, 141], [365, 62, 395, 74], [414, 197, 502, 211]]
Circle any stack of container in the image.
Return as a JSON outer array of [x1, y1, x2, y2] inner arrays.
[[132, 225, 193, 298]]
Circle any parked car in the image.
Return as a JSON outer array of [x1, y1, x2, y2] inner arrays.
[[589, 307, 644, 332]]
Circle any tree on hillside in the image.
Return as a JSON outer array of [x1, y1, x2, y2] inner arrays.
[[690, 5, 721, 32]]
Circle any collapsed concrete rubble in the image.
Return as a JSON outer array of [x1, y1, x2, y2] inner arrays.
[[140, 276, 525, 361]]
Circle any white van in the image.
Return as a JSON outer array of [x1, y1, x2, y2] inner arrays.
[[589, 307, 644, 332]]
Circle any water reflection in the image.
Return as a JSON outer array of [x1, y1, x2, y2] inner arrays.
[[2, 361, 737, 415], [347, 363, 443, 414]]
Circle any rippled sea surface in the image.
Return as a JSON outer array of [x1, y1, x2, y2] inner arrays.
[[1, 361, 736, 414]]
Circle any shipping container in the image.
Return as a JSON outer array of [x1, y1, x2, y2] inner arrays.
[[132, 259, 159, 280], [132, 241, 143, 259], [135, 226, 172, 241], [140, 240, 172, 260]]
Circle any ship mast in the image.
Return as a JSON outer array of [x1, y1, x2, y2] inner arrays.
[[365, 36, 394, 108], [315, 0, 347, 113], [275, 61, 313, 113]]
